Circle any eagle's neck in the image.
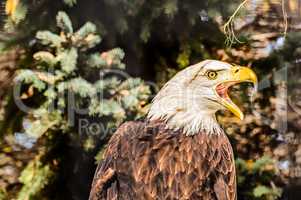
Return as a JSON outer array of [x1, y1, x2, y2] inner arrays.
[[147, 101, 223, 136]]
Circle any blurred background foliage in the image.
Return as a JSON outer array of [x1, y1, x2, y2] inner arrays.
[[0, 0, 301, 199]]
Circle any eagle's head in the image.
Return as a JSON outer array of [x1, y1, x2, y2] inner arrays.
[[147, 60, 257, 135]]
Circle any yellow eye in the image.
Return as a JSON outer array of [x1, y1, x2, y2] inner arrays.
[[206, 71, 218, 80]]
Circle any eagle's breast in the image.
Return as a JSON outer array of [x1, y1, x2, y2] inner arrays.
[[89, 120, 236, 200]]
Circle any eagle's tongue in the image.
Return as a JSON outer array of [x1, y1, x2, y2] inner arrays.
[[216, 82, 234, 101]]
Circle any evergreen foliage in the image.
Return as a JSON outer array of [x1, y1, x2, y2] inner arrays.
[[9, 11, 151, 199], [236, 156, 282, 199]]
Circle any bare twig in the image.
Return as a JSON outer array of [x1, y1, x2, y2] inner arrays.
[[281, 0, 288, 37], [223, 0, 248, 47], [223, 0, 289, 46]]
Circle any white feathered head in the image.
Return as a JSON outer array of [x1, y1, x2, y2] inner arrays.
[[148, 60, 257, 135]]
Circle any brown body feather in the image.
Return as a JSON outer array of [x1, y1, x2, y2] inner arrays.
[[89, 120, 236, 200]]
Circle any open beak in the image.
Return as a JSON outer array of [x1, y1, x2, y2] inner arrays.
[[215, 66, 257, 120]]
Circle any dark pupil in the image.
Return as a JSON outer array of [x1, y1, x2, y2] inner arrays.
[[209, 72, 215, 77]]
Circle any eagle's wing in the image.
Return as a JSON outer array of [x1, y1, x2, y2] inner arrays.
[[212, 136, 237, 200], [88, 121, 144, 200]]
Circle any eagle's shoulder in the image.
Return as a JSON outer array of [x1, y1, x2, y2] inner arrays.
[[89, 120, 163, 200], [88, 121, 141, 200], [102, 120, 146, 158], [111, 120, 146, 140], [104, 120, 173, 160]]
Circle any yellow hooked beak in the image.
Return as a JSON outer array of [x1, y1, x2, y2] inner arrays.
[[215, 66, 257, 120]]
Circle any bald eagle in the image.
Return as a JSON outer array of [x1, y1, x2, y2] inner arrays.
[[89, 60, 257, 200]]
